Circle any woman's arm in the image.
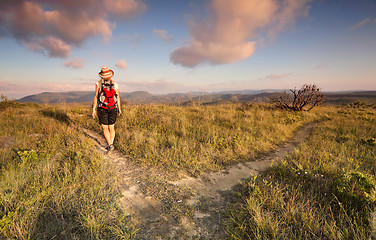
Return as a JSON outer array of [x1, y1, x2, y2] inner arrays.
[[92, 83, 99, 119]]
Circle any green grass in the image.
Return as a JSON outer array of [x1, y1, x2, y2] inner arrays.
[[226, 107, 376, 239], [0, 101, 135, 239]]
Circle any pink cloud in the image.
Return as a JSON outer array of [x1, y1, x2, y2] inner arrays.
[[1, 1, 46, 38], [64, 57, 85, 68], [153, 29, 174, 42], [171, 41, 256, 67], [171, 0, 311, 67], [44, 9, 114, 44], [40, 37, 71, 58], [24, 41, 43, 52], [0, 0, 146, 58], [0, 81, 93, 99], [116, 59, 128, 69], [349, 17, 372, 30], [104, 0, 147, 19], [0, 81, 23, 97], [24, 37, 71, 58]]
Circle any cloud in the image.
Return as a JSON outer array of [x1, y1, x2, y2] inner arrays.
[[0, 81, 93, 99], [0, 0, 146, 58], [24, 36, 72, 58], [0, 81, 23, 99], [265, 73, 291, 80], [153, 29, 174, 42], [41, 37, 72, 58], [116, 59, 128, 69], [104, 0, 147, 19], [349, 17, 372, 30], [64, 57, 85, 68], [171, 0, 311, 67], [171, 41, 256, 67]]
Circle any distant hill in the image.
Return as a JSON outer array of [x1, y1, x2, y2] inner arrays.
[[16, 90, 276, 105], [16, 90, 376, 106], [18, 91, 94, 104], [122, 91, 153, 104], [323, 91, 376, 105], [18, 91, 154, 105]]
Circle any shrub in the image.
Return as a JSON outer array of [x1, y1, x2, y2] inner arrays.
[[270, 84, 324, 111]]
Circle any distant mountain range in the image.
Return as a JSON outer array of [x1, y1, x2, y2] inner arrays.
[[16, 90, 277, 105], [17, 90, 376, 105]]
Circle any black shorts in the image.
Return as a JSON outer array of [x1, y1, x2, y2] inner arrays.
[[97, 108, 118, 125]]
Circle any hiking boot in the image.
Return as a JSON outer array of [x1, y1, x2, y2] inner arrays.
[[108, 144, 115, 152]]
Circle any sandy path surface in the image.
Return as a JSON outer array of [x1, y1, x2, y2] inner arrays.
[[81, 122, 316, 239]]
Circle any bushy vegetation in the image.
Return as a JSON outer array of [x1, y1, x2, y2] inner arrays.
[[0, 101, 135, 239], [226, 107, 376, 239]]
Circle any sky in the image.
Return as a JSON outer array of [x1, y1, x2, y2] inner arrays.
[[0, 0, 375, 99]]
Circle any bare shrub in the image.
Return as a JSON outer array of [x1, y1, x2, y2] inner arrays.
[[270, 84, 324, 111], [1, 93, 8, 102]]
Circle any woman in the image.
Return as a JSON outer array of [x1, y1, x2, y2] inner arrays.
[[92, 66, 122, 153]]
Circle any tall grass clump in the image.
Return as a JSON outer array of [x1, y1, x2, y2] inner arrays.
[[99, 103, 320, 176], [0, 103, 135, 239], [227, 107, 376, 239]]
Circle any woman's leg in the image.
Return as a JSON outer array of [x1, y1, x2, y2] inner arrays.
[[101, 124, 111, 145], [109, 124, 115, 145]]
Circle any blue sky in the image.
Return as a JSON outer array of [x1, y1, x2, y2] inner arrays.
[[0, 0, 375, 99]]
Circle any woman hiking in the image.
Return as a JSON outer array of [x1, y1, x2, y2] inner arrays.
[[92, 66, 122, 153]]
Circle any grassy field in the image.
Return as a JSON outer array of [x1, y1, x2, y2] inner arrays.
[[0, 98, 375, 239], [226, 106, 376, 239], [78, 103, 324, 177], [0, 101, 135, 239]]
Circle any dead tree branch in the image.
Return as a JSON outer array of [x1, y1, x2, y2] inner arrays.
[[269, 84, 324, 111]]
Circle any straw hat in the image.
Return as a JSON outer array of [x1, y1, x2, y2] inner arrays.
[[98, 66, 114, 79]]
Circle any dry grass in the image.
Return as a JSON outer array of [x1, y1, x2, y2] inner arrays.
[[3, 99, 374, 239], [0, 101, 135, 239], [96, 103, 320, 177], [226, 106, 376, 239]]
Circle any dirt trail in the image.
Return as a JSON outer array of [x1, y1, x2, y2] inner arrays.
[[81, 122, 316, 239], [81, 128, 163, 222], [172, 122, 315, 198]]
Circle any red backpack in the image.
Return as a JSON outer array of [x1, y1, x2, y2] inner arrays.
[[98, 80, 118, 110]]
